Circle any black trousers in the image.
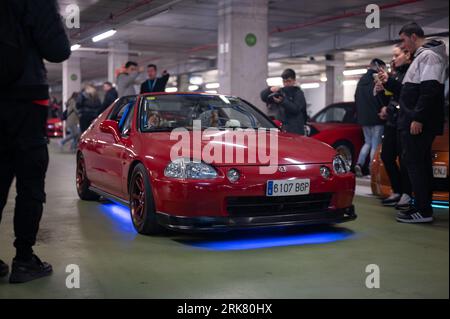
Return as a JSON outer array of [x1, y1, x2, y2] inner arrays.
[[0, 100, 49, 260], [380, 125, 411, 196], [400, 129, 435, 213]]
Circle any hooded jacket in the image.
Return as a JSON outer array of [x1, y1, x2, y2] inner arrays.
[[354, 69, 387, 126], [5, 0, 71, 100], [389, 40, 448, 135]]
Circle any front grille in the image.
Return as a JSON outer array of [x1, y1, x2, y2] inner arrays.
[[433, 177, 449, 192], [226, 193, 332, 217]]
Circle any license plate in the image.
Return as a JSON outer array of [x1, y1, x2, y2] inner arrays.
[[266, 179, 310, 196], [433, 166, 447, 178]]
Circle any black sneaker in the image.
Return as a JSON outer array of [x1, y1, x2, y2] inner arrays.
[[0, 259, 9, 278], [381, 193, 401, 206], [9, 255, 53, 284], [396, 208, 433, 224]]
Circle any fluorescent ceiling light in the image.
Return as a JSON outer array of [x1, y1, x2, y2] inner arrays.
[[268, 61, 282, 68], [343, 80, 358, 86], [92, 29, 117, 43], [188, 85, 199, 91], [165, 87, 178, 93], [70, 44, 81, 51], [343, 69, 367, 76], [189, 76, 203, 85], [301, 83, 320, 89], [205, 83, 220, 89], [266, 77, 283, 86], [205, 90, 218, 94]]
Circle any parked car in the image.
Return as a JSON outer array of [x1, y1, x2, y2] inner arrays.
[[306, 102, 363, 167], [76, 93, 357, 235], [47, 117, 63, 138], [371, 124, 449, 202]]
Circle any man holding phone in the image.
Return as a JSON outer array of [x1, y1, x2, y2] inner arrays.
[[378, 22, 447, 223], [353, 59, 388, 177]]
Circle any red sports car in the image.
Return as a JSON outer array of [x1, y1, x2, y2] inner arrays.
[[76, 93, 356, 235], [306, 102, 363, 167]]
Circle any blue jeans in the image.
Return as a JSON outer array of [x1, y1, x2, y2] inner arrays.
[[61, 125, 80, 151], [357, 125, 384, 166]]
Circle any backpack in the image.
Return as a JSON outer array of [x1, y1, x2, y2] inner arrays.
[[0, 0, 27, 87]]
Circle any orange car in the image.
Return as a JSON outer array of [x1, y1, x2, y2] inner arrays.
[[371, 125, 449, 202]]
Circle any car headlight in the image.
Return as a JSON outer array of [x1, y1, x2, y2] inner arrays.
[[164, 158, 218, 179], [333, 155, 350, 174]]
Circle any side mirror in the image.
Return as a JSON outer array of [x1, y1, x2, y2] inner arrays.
[[99, 119, 120, 140], [273, 119, 283, 129]]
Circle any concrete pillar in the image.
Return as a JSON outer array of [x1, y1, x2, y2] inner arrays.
[[325, 53, 345, 106], [108, 41, 129, 84], [218, 0, 268, 110], [62, 56, 81, 106], [177, 74, 190, 92]]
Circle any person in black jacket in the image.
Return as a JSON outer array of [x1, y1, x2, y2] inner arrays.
[[100, 82, 118, 114], [375, 44, 412, 209], [77, 84, 102, 133], [140, 64, 170, 94], [353, 59, 389, 177], [260, 69, 307, 135], [379, 22, 448, 223], [0, 0, 71, 283]]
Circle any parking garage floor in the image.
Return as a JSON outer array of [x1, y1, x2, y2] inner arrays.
[[0, 141, 448, 299]]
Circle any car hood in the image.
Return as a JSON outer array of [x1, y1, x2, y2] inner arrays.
[[139, 130, 337, 166]]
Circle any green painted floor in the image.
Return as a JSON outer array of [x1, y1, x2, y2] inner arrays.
[[0, 142, 448, 298]]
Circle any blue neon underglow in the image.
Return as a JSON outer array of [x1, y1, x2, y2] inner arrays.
[[100, 202, 137, 234], [432, 200, 449, 209], [181, 230, 353, 251]]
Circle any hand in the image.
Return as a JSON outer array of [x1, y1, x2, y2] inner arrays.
[[378, 106, 388, 120], [273, 96, 284, 104], [410, 121, 423, 135], [378, 69, 389, 84], [374, 81, 385, 92], [270, 86, 280, 93]]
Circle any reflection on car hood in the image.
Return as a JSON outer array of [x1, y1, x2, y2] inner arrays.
[[139, 130, 337, 166]]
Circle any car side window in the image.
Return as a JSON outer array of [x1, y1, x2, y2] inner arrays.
[[109, 97, 137, 122], [119, 103, 135, 136]]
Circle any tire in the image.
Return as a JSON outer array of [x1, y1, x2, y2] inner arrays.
[[129, 164, 162, 235], [76, 154, 100, 201], [332, 141, 354, 167]]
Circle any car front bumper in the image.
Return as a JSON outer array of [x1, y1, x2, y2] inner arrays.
[[156, 205, 356, 232]]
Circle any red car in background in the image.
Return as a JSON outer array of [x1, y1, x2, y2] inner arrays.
[[76, 93, 356, 235], [306, 102, 363, 167], [47, 117, 63, 138]]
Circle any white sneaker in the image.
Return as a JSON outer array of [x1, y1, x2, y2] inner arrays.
[[395, 194, 412, 210]]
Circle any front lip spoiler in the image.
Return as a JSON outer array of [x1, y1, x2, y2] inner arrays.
[[155, 206, 356, 232]]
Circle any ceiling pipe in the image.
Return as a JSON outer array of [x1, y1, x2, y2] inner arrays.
[[269, 0, 423, 35], [186, 0, 423, 54], [70, 0, 155, 39]]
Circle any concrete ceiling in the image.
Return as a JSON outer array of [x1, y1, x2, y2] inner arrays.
[[47, 0, 449, 87]]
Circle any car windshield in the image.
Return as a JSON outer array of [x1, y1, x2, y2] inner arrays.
[[140, 94, 276, 132]]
